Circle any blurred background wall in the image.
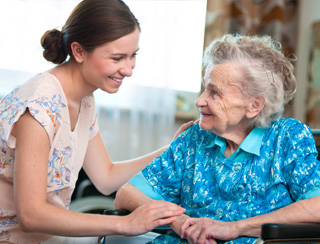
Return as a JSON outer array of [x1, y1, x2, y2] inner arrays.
[[203, 0, 320, 128], [1, 0, 320, 203]]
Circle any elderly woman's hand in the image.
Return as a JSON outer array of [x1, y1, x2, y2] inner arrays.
[[180, 217, 240, 244], [169, 214, 192, 236]]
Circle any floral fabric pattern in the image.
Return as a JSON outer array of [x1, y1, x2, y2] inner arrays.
[[0, 72, 99, 243], [140, 119, 320, 244]]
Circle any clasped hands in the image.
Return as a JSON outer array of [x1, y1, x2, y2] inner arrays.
[[170, 214, 240, 244]]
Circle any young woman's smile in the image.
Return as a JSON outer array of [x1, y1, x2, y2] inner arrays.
[[80, 27, 140, 94]]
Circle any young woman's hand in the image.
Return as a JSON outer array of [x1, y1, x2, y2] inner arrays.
[[171, 119, 199, 142], [122, 200, 185, 236]]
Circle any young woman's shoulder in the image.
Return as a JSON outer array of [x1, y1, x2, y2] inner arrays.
[[0, 72, 68, 143]]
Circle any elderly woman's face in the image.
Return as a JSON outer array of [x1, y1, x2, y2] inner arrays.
[[195, 63, 252, 136]]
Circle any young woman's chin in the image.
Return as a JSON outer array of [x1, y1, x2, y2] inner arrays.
[[99, 82, 122, 94], [101, 86, 121, 94]]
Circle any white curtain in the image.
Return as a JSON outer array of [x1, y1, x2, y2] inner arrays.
[[0, 0, 206, 161], [96, 85, 176, 161]]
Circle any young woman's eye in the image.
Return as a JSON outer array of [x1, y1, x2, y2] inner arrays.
[[131, 52, 138, 58], [112, 57, 122, 62]]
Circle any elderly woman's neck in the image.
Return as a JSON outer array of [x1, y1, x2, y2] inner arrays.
[[222, 127, 253, 158]]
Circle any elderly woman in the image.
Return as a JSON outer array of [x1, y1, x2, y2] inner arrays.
[[114, 34, 320, 244]]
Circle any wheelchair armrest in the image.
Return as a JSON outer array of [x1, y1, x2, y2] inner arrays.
[[261, 223, 320, 240], [103, 209, 131, 216]]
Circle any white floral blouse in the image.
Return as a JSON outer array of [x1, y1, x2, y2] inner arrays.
[[0, 72, 99, 243]]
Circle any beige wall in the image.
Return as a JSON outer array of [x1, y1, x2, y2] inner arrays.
[[295, 0, 320, 125]]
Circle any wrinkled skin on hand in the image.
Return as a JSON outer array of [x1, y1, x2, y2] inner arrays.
[[180, 217, 240, 244], [170, 214, 192, 236]]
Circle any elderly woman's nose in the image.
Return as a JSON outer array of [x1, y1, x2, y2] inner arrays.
[[195, 94, 206, 107]]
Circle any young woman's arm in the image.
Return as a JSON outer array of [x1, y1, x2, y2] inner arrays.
[[14, 111, 184, 237], [83, 120, 195, 195]]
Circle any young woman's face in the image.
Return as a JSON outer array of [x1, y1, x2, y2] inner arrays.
[[195, 63, 252, 136], [80, 27, 140, 94]]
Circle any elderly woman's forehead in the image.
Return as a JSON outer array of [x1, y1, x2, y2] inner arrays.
[[205, 63, 241, 81]]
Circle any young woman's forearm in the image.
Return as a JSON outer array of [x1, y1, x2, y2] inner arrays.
[[83, 133, 168, 195], [17, 201, 125, 237]]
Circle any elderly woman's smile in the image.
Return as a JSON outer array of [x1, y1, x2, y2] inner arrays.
[[195, 63, 257, 145], [114, 34, 320, 244]]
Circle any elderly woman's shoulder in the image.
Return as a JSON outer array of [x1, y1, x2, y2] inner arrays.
[[268, 118, 313, 140], [271, 118, 310, 130]]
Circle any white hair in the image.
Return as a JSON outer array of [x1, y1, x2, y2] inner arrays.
[[203, 34, 297, 128]]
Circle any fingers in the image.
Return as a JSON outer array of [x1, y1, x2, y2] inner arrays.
[[185, 224, 201, 244], [154, 216, 176, 226], [183, 219, 219, 244], [182, 120, 195, 128], [180, 218, 195, 238], [122, 200, 186, 236], [171, 120, 196, 142], [130, 201, 185, 230], [149, 200, 185, 214], [150, 205, 185, 220]]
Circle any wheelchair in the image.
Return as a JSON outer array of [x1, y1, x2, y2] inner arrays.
[[254, 130, 320, 243]]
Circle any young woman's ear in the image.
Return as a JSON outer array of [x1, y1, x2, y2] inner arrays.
[[70, 42, 85, 63], [247, 96, 265, 119]]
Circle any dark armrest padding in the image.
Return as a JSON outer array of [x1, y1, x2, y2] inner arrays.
[[262, 223, 320, 239]]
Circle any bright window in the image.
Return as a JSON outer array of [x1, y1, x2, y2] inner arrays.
[[0, 0, 206, 97]]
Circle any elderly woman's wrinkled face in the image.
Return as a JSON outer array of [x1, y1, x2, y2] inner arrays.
[[195, 63, 252, 136]]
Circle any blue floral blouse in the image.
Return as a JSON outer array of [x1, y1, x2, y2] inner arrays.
[[130, 118, 320, 244]]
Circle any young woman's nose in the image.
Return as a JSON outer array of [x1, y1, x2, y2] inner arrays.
[[120, 59, 135, 77]]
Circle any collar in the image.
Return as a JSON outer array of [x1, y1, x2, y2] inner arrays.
[[240, 127, 266, 156], [206, 127, 266, 159]]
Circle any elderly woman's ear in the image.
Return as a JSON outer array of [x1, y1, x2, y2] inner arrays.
[[246, 96, 265, 119]]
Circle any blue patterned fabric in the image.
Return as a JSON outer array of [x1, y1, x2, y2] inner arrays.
[[130, 118, 320, 244]]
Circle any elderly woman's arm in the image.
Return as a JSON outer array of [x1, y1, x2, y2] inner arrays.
[[116, 184, 320, 243], [114, 183, 152, 211], [180, 196, 320, 244]]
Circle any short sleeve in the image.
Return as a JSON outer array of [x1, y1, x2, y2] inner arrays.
[[1, 75, 64, 148], [281, 121, 320, 201], [27, 93, 66, 144], [129, 172, 165, 200], [298, 187, 320, 200], [141, 126, 195, 205]]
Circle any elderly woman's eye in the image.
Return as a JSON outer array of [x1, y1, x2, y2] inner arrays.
[[211, 90, 218, 97]]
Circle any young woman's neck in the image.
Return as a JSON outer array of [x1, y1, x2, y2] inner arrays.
[[50, 60, 95, 104]]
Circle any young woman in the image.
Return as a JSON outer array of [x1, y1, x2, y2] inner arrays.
[[0, 0, 189, 243]]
